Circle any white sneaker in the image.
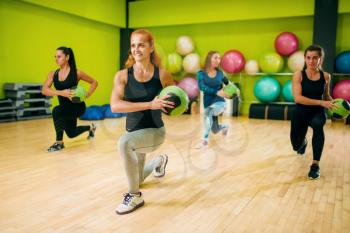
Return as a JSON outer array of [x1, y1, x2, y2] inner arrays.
[[195, 140, 208, 149], [115, 192, 144, 215], [154, 154, 168, 178]]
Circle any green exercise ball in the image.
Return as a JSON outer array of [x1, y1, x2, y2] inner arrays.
[[159, 85, 189, 116], [71, 85, 87, 103]]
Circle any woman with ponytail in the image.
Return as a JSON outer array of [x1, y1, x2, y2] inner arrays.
[[290, 45, 335, 179], [110, 29, 174, 214], [42, 47, 98, 152]]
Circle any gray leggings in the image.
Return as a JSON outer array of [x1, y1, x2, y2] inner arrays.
[[118, 127, 165, 193]]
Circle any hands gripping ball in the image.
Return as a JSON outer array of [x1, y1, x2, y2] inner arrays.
[[71, 85, 87, 103], [327, 98, 350, 120], [159, 86, 189, 116], [223, 82, 239, 99]]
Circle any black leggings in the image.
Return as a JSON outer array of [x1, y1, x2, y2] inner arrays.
[[290, 105, 327, 161], [52, 103, 90, 141]]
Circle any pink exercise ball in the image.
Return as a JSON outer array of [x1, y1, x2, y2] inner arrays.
[[274, 32, 299, 56], [177, 77, 199, 100], [221, 50, 245, 74], [333, 80, 350, 102]]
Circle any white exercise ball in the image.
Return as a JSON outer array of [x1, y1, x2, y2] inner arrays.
[[176, 36, 195, 56], [244, 59, 260, 75], [183, 53, 200, 74], [288, 51, 305, 72]]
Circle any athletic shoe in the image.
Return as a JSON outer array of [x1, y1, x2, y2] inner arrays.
[[195, 140, 208, 149], [87, 123, 96, 140], [115, 192, 144, 215], [308, 164, 320, 180], [47, 142, 64, 152], [154, 154, 168, 178]]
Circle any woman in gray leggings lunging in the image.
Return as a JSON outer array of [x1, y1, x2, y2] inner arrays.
[[110, 29, 174, 215]]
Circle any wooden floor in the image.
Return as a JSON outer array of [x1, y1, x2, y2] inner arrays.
[[0, 115, 349, 233]]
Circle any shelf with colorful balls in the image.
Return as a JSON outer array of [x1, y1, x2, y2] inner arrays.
[[332, 50, 350, 100], [225, 61, 349, 123], [329, 51, 350, 123], [217, 32, 304, 107], [157, 32, 301, 105], [156, 33, 349, 120]]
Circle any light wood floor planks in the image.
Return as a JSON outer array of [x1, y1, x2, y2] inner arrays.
[[0, 115, 349, 233]]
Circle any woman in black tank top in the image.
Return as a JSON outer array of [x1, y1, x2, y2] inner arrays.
[[290, 45, 336, 180], [42, 47, 98, 152], [110, 29, 174, 215]]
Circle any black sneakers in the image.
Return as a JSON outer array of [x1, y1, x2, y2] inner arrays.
[[308, 164, 320, 180], [297, 138, 308, 155], [47, 142, 64, 152]]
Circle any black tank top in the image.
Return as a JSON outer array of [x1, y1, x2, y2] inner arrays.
[[124, 66, 164, 132], [53, 69, 83, 106], [297, 70, 326, 109]]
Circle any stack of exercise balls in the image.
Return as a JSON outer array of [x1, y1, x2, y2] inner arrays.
[[162, 36, 201, 103], [165, 36, 201, 76], [275, 32, 301, 102], [246, 32, 302, 75], [252, 32, 301, 103], [156, 36, 201, 104], [175, 36, 200, 101], [274, 32, 304, 73], [174, 35, 201, 75]]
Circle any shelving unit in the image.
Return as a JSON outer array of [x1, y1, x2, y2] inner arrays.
[[4, 83, 52, 121], [227, 72, 295, 120], [0, 99, 16, 122]]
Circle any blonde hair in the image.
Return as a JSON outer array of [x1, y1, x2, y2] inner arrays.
[[203, 51, 220, 72], [124, 29, 162, 68]]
